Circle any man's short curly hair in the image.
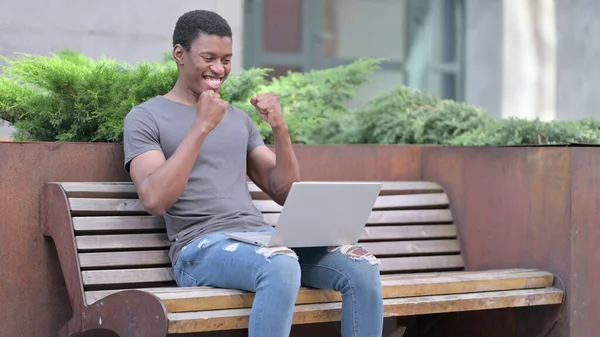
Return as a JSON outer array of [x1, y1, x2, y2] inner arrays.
[[172, 10, 232, 51]]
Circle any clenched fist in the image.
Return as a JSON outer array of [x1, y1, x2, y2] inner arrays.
[[250, 92, 286, 129], [196, 90, 230, 132]]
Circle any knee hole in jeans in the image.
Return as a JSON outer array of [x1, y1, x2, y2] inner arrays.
[[328, 244, 381, 265], [255, 246, 298, 261]]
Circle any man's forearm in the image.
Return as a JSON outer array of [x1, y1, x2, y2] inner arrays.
[[270, 125, 300, 204], [138, 122, 209, 215]]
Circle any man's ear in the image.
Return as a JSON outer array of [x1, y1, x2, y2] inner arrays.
[[173, 44, 185, 67]]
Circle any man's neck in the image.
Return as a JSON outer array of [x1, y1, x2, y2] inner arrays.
[[164, 80, 199, 107]]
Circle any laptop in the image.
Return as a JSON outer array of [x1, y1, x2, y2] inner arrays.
[[225, 181, 382, 248]]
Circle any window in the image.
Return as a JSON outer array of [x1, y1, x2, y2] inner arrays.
[[244, 0, 464, 101]]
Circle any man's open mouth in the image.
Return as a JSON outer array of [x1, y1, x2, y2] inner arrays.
[[203, 76, 223, 90]]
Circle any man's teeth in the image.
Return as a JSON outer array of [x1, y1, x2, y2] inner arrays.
[[206, 77, 221, 86]]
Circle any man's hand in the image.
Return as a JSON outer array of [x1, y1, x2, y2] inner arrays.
[[250, 93, 286, 129], [197, 90, 230, 132]]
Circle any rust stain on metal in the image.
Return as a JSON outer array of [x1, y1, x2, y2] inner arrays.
[[0, 142, 130, 337], [570, 147, 600, 337], [421, 146, 571, 337], [278, 145, 422, 181]]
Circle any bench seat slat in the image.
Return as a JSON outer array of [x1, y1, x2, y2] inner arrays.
[[166, 287, 564, 333], [81, 255, 465, 286], [77, 240, 462, 269], [84, 269, 555, 307]]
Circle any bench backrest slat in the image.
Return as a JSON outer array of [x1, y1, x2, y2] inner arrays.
[[56, 181, 464, 301], [68, 194, 449, 215], [77, 239, 461, 269]]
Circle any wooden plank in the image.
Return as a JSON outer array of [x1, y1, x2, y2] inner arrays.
[[80, 254, 464, 286], [69, 194, 453, 216], [166, 287, 564, 333], [373, 194, 448, 209], [69, 198, 148, 215], [74, 232, 459, 258], [69, 213, 456, 238], [79, 250, 170, 268], [157, 270, 557, 313], [379, 255, 464, 273], [76, 240, 461, 269], [367, 209, 453, 224], [60, 181, 444, 200], [82, 267, 174, 286], [61, 182, 139, 198], [247, 181, 444, 198], [262, 209, 454, 226], [84, 268, 555, 306], [361, 225, 457, 240], [361, 240, 460, 256], [252, 200, 283, 213], [76, 233, 170, 251], [73, 216, 165, 232], [375, 181, 444, 195], [253, 194, 450, 213]]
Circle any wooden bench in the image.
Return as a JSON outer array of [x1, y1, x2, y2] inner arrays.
[[42, 181, 564, 337]]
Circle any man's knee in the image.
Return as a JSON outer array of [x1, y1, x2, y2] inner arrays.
[[328, 244, 383, 298], [255, 246, 301, 290]]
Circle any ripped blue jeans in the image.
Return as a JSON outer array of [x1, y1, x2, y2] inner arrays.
[[173, 227, 384, 337]]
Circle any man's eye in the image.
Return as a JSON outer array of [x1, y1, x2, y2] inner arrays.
[[203, 57, 214, 62], [222, 59, 231, 64]]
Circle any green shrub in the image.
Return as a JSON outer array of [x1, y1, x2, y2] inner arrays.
[[449, 117, 600, 146], [0, 50, 380, 143], [341, 85, 600, 146], [345, 86, 489, 145], [1, 50, 599, 145], [0, 50, 177, 142]]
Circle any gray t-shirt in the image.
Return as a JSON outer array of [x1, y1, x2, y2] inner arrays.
[[123, 96, 271, 264]]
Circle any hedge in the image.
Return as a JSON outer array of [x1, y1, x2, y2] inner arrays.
[[1, 50, 598, 145]]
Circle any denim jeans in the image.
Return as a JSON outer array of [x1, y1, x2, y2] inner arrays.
[[173, 227, 384, 337]]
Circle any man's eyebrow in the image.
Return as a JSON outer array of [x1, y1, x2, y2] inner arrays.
[[199, 52, 232, 57]]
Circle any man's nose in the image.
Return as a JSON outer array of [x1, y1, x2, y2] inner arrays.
[[209, 62, 225, 76]]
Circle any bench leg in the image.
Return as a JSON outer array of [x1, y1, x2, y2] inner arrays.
[[79, 290, 169, 337], [389, 326, 407, 337], [382, 317, 407, 337]]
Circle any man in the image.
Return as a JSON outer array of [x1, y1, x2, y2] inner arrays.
[[123, 9, 383, 337]]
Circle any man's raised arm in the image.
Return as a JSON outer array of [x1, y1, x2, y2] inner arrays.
[[246, 92, 300, 205], [126, 91, 229, 215]]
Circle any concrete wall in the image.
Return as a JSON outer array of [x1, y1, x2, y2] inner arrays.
[[464, 0, 503, 118], [464, 0, 600, 121], [0, 0, 244, 68], [555, 0, 600, 120]]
